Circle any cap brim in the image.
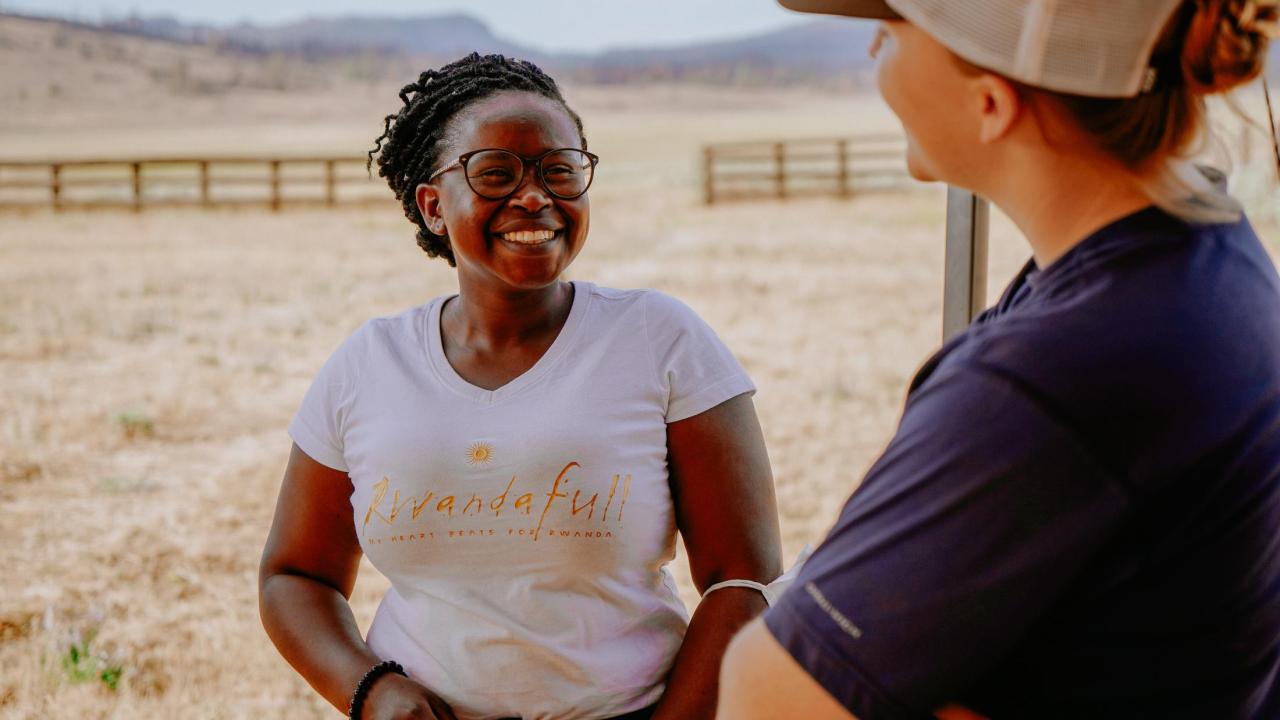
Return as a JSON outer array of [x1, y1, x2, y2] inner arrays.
[[777, 0, 902, 19]]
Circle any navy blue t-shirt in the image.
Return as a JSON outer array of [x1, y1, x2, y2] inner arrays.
[[764, 206, 1280, 719]]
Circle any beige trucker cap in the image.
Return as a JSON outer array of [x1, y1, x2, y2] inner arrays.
[[778, 0, 1185, 98]]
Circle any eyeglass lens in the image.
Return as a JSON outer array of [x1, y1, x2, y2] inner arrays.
[[465, 149, 594, 199]]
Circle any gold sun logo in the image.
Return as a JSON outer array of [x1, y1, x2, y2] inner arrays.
[[466, 442, 494, 465]]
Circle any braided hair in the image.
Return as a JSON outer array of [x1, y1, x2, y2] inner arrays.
[[368, 53, 587, 266]]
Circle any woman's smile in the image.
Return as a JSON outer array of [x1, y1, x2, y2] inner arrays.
[[491, 221, 565, 250], [496, 229, 558, 245]]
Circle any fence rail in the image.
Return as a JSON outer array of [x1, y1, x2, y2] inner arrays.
[[0, 156, 388, 211], [702, 134, 910, 204]]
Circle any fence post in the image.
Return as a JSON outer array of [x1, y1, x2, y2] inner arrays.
[[199, 161, 210, 207], [270, 160, 281, 211], [773, 142, 786, 199], [836, 139, 849, 198], [131, 162, 142, 213], [702, 147, 715, 205], [325, 160, 336, 207], [51, 164, 62, 212]]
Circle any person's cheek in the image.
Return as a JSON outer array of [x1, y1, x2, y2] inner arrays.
[[873, 40, 936, 182], [875, 53, 908, 137], [889, 98, 938, 183], [874, 37, 905, 119]]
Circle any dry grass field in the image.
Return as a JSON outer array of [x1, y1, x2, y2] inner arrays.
[[2, 15, 1279, 719]]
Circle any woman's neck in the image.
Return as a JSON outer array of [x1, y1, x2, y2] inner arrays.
[[444, 280, 575, 351], [986, 148, 1154, 270]]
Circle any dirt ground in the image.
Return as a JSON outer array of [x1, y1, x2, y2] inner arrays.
[[2, 20, 1279, 717]]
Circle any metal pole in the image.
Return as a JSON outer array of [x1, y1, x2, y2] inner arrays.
[[942, 187, 990, 342]]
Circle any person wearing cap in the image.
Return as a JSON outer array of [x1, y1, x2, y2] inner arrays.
[[717, 1, 1280, 719]]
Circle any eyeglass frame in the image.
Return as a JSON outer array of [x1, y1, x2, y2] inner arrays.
[[426, 147, 600, 200]]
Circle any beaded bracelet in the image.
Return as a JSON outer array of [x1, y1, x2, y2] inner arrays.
[[348, 659, 406, 720]]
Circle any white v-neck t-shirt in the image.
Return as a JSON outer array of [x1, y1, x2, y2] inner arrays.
[[288, 281, 755, 720]]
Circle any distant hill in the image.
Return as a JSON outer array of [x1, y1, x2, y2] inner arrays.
[[4, 8, 1276, 90], [102, 12, 543, 60], [562, 20, 878, 84], [85, 10, 880, 87]]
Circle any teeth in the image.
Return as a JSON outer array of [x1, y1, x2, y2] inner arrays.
[[499, 229, 556, 244]]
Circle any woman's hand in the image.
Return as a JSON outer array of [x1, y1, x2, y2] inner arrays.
[[261, 447, 461, 719], [364, 673, 459, 720]]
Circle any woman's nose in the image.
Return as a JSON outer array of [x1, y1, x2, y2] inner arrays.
[[506, 172, 552, 212]]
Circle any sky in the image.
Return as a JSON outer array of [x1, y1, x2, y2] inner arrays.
[[1, 0, 811, 53]]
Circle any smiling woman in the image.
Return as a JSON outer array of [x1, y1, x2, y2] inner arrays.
[[415, 91, 593, 294], [257, 53, 783, 720]]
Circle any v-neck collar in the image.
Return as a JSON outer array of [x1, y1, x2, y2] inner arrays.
[[423, 281, 592, 405]]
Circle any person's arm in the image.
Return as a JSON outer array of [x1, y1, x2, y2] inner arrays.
[[650, 393, 783, 720], [258, 444, 458, 720], [718, 620, 989, 720], [718, 364, 1129, 719], [720, 619, 857, 719]]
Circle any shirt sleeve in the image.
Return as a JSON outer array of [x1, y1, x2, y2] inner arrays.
[[763, 363, 1131, 720], [642, 291, 756, 423], [287, 324, 368, 472]]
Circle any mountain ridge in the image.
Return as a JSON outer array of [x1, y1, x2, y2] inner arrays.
[[5, 9, 881, 86], [4, 8, 1276, 88]]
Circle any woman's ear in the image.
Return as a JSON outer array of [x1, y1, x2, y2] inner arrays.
[[974, 74, 1023, 145], [415, 183, 447, 236]]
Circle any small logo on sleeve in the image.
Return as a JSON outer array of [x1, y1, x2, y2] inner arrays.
[[804, 582, 863, 640]]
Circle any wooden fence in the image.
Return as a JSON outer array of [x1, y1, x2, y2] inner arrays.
[[702, 134, 909, 205], [0, 156, 388, 211]]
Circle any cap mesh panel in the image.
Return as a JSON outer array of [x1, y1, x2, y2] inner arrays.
[[893, 0, 1181, 97]]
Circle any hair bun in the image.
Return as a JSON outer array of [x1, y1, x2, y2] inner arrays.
[[1181, 0, 1275, 94]]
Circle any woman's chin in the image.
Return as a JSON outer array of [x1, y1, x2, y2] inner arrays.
[[498, 265, 571, 292], [904, 153, 939, 183]]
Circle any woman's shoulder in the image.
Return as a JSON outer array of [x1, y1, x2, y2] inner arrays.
[[333, 298, 442, 361], [364, 298, 439, 334], [579, 282, 704, 323], [577, 281, 648, 306]]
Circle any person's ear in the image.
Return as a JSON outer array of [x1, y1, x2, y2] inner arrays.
[[973, 74, 1022, 144], [415, 183, 447, 236]]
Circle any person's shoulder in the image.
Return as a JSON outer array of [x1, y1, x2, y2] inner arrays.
[[942, 214, 1280, 474], [1067, 209, 1275, 309], [364, 300, 434, 333], [578, 281, 650, 307], [345, 299, 439, 356], [635, 287, 704, 322], [981, 212, 1277, 373], [578, 282, 704, 324]]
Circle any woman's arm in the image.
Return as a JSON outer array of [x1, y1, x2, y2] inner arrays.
[[258, 444, 457, 720], [651, 393, 784, 720]]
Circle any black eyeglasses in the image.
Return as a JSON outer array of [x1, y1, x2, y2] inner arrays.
[[427, 148, 599, 200]]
